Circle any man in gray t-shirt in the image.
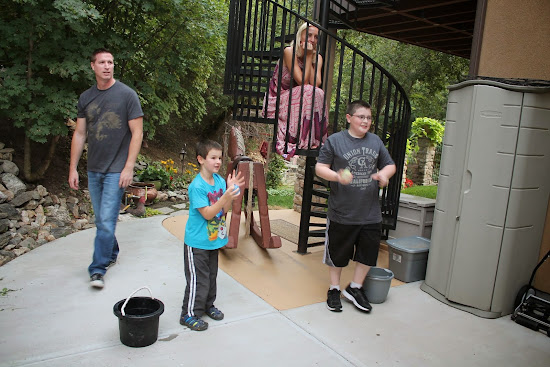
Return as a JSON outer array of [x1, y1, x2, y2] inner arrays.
[[68, 48, 144, 289], [316, 100, 396, 313]]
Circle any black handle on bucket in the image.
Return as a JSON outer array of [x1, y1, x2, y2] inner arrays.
[[121, 286, 155, 316]]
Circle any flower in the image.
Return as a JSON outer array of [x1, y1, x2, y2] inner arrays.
[[404, 178, 414, 188]]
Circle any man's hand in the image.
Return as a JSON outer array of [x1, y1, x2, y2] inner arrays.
[[68, 170, 79, 190], [119, 167, 134, 188]]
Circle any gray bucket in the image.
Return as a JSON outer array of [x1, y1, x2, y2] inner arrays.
[[363, 267, 394, 304]]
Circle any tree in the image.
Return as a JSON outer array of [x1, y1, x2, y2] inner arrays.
[[0, 0, 230, 181], [338, 30, 469, 120]]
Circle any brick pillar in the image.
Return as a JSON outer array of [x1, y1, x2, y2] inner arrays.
[[408, 137, 436, 186]]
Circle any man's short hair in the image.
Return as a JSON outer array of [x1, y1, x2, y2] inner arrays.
[[196, 140, 223, 162], [91, 48, 112, 62], [346, 100, 371, 116]]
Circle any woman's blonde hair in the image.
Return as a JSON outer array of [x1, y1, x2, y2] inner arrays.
[[290, 22, 318, 59]]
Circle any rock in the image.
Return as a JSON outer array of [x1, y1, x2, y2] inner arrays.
[[0, 213, 6, 219], [20, 238, 36, 250], [69, 204, 80, 219], [13, 247, 30, 257], [0, 255, 12, 266], [45, 234, 56, 242], [34, 213, 47, 226], [11, 191, 35, 207], [0, 218, 9, 233], [1, 160, 19, 176], [0, 232, 12, 248], [0, 186, 14, 202], [78, 203, 90, 215], [0, 143, 4, 149], [50, 227, 73, 239], [8, 233, 23, 246], [72, 219, 88, 230], [47, 206, 72, 225], [0, 148, 14, 161], [1, 173, 26, 195], [16, 225, 30, 236], [25, 200, 40, 210], [0, 250, 16, 259], [156, 192, 169, 201], [0, 203, 20, 220], [37, 230, 50, 241], [50, 194, 60, 205], [41, 196, 53, 206], [20, 211, 30, 224], [35, 185, 48, 197], [0, 190, 6, 204]]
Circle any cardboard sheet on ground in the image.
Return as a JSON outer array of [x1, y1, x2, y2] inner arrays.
[[163, 209, 403, 310]]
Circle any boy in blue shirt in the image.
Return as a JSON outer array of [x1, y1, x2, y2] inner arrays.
[[180, 140, 244, 331], [316, 100, 396, 313]]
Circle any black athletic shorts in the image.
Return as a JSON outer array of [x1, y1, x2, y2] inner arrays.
[[323, 219, 381, 267]]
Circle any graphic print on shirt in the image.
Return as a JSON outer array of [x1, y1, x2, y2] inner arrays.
[[87, 102, 122, 141], [343, 146, 379, 190], [206, 189, 227, 241]]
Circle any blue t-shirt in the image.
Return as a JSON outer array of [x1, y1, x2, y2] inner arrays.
[[184, 173, 228, 250]]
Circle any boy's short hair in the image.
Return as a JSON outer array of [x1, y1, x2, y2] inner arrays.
[[346, 100, 371, 116], [196, 140, 223, 163], [91, 48, 112, 62]]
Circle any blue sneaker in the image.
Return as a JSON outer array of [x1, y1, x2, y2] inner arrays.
[[206, 306, 224, 320], [180, 315, 208, 331]]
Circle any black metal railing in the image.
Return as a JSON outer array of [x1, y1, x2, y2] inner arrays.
[[224, 0, 411, 252]]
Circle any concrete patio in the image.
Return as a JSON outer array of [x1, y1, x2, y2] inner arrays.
[[0, 210, 548, 366]]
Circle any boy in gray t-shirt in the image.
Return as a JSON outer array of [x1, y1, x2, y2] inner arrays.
[[316, 100, 396, 313]]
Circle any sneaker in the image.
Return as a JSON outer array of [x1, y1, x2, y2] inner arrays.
[[180, 315, 208, 331], [343, 285, 372, 312], [206, 306, 224, 320], [90, 273, 104, 289], [326, 288, 342, 312]]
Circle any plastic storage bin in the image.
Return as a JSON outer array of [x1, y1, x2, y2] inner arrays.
[[387, 236, 430, 282]]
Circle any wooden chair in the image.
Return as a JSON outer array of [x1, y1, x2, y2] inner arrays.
[[225, 126, 281, 249]]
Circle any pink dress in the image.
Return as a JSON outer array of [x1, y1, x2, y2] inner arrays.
[[263, 57, 328, 157]]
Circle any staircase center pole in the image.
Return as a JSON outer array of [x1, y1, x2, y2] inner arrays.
[[297, 156, 317, 254]]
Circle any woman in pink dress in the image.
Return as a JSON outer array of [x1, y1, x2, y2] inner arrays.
[[263, 23, 328, 158]]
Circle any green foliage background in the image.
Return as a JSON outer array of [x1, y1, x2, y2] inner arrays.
[[0, 0, 231, 144], [339, 30, 469, 121]]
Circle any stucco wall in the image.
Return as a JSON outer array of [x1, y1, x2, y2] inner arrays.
[[478, 0, 550, 80]]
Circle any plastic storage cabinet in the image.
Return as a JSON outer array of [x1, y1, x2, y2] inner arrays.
[[387, 236, 430, 282], [421, 79, 550, 318]]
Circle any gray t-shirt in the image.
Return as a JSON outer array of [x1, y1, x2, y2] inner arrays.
[[317, 130, 395, 225], [77, 81, 143, 173]]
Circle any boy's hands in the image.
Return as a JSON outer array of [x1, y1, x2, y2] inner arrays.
[[337, 169, 353, 185], [226, 170, 245, 200], [371, 172, 389, 187]]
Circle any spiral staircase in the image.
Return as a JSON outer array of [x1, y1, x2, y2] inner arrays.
[[223, 0, 411, 254]]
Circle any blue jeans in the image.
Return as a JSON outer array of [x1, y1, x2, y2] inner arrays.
[[87, 171, 124, 276]]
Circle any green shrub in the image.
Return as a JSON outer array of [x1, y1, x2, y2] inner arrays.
[[266, 154, 286, 189]]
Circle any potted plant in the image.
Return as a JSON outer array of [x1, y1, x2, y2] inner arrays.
[[136, 162, 170, 190]]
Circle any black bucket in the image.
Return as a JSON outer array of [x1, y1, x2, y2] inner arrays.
[[113, 287, 165, 347]]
